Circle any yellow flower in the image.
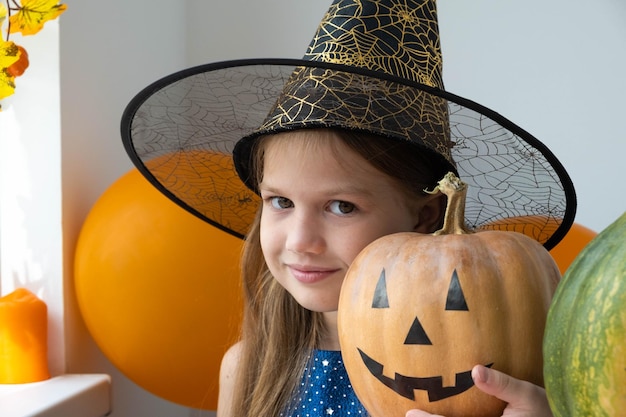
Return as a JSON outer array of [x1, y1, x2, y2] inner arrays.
[[0, 40, 20, 100], [0, 1, 66, 108], [0, 2, 7, 26], [9, 0, 67, 36]]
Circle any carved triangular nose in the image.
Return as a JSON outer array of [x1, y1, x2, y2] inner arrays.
[[404, 317, 432, 345]]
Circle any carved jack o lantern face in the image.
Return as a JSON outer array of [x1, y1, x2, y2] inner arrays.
[[358, 268, 493, 402], [338, 231, 557, 417]]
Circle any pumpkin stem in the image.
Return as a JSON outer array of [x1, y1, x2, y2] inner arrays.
[[425, 172, 473, 235]]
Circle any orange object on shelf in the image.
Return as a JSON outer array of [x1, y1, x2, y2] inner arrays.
[[0, 288, 50, 383]]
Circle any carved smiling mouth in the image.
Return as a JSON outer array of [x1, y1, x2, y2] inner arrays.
[[358, 348, 493, 402]]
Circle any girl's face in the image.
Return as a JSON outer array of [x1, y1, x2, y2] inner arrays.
[[258, 131, 437, 314]]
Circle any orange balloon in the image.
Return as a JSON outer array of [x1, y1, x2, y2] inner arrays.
[[75, 167, 244, 410], [548, 223, 597, 275]]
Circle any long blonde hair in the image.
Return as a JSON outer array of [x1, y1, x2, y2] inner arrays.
[[229, 129, 447, 416]]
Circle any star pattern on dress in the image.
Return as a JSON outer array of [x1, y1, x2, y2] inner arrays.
[[280, 350, 368, 416]]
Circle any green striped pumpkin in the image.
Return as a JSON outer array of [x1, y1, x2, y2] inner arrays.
[[543, 212, 626, 416]]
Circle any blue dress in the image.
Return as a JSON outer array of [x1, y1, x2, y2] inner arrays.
[[280, 349, 369, 416]]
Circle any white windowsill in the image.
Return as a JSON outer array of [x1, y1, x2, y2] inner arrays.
[[0, 374, 111, 417]]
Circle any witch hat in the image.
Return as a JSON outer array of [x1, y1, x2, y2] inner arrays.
[[121, 0, 576, 249]]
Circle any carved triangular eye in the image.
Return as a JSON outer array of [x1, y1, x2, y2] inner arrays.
[[446, 269, 469, 311], [404, 317, 432, 345], [372, 268, 389, 308]]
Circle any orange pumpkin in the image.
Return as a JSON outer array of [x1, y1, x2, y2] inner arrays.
[[338, 173, 561, 417], [479, 216, 597, 275]]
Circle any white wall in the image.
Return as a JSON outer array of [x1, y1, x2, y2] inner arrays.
[[8, 0, 620, 416], [0, 23, 65, 377], [437, 0, 626, 233], [59, 1, 197, 416]]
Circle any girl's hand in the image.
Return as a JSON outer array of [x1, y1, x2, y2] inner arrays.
[[405, 365, 553, 417]]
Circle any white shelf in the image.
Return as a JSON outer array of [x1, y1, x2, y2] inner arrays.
[[0, 374, 111, 417]]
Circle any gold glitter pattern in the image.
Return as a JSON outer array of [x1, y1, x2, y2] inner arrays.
[[251, 66, 453, 166], [306, 0, 443, 88]]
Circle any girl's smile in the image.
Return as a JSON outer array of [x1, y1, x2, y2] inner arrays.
[[286, 264, 342, 285]]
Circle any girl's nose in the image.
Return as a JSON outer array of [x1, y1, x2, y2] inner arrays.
[[285, 213, 325, 255]]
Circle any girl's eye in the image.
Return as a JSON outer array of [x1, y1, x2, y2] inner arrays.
[[269, 196, 293, 210], [328, 200, 356, 215]]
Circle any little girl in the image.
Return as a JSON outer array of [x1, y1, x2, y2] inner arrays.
[[120, 0, 575, 415], [216, 128, 554, 416]]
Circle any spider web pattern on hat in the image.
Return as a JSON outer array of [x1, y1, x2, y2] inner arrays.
[[121, 0, 576, 249], [306, 0, 443, 87], [124, 61, 574, 249]]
